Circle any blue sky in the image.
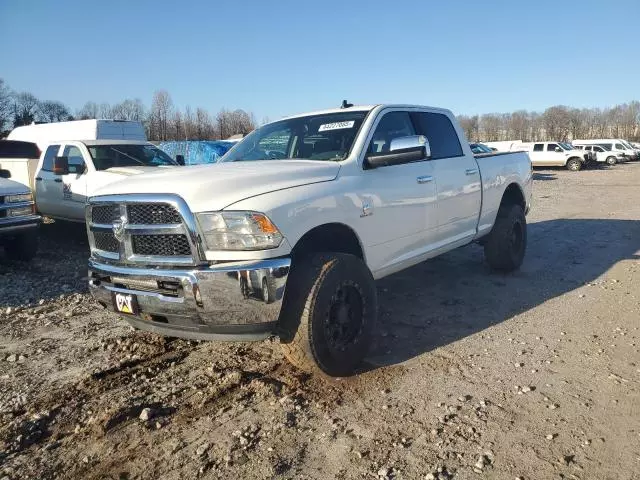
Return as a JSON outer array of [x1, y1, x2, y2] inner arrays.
[[1, 0, 639, 120]]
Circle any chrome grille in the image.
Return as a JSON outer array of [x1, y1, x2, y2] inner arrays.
[[87, 195, 201, 266], [132, 234, 191, 256], [94, 231, 119, 252], [92, 205, 119, 224], [127, 204, 181, 225]]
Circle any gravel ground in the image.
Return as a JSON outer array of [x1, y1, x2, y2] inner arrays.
[[1, 163, 639, 480]]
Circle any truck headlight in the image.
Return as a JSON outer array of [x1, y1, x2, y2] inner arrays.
[[196, 211, 283, 251], [7, 193, 33, 203]]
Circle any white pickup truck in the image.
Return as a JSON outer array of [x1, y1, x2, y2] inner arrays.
[[0, 170, 40, 261], [86, 104, 532, 376], [5, 121, 180, 222]]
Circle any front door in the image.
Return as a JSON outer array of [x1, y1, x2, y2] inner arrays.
[[545, 143, 565, 166], [59, 144, 89, 220], [358, 110, 438, 274]]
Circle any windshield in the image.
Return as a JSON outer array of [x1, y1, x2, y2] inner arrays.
[[221, 111, 369, 163], [560, 142, 574, 150], [88, 144, 178, 171], [621, 141, 634, 149]]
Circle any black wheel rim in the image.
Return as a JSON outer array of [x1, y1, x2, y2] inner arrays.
[[325, 285, 363, 351], [510, 220, 524, 257]]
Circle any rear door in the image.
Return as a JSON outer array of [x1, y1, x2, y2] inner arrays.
[[412, 111, 482, 244], [35, 144, 62, 216], [529, 143, 545, 166]]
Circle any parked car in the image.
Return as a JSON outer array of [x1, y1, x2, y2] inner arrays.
[[0, 168, 40, 261], [85, 103, 532, 376], [519, 142, 590, 171], [469, 142, 494, 154], [4, 121, 180, 222], [157, 140, 235, 165], [573, 143, 621, 165], [572, 139, 636, 162]]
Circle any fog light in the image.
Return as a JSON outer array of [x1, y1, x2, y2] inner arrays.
[[9, 206, 33, 217]]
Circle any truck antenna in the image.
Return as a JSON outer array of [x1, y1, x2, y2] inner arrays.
[[341, 100, 353, 109]]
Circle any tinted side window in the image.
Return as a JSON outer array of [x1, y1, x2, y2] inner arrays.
[[533, 144, 543, 151], [584, 146, 591, 150], [411, 112, 463, 159], [594, 146, 604, 152], [41, 144, 60, 172], [615, 143, 624, 149], [0, 140, 40, 159], [368, 111, 415, 154], [547, 143, 559, 151], [63, 145, 85, 166], [599, 143, 612, 150]]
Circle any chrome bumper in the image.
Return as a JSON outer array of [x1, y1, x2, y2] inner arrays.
[[88, 257, 291, 341]]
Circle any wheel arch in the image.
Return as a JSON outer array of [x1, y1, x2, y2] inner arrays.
[[290, 222, 366, 263]]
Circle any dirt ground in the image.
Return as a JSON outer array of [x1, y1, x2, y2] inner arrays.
[[1, 163, 639, 480]]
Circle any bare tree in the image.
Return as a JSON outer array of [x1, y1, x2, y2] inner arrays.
[[39, 100, 72, 122], [148, 90, 173, 141], [77, 101, 99, 119], [13, 92, 40, 127], [0, 79, 12, 133]]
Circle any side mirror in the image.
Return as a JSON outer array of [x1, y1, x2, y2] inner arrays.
[[53, 156, 70, 175], [554, 147, 562, 153], [363, 135, 431, 169], [176, 154, 185, 166], [0, 169, 11, 179]]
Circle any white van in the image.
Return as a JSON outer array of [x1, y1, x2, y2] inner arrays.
[[572, 139, 637, 162], [8, 120, 146, 150], [573, 144, 622, 165]]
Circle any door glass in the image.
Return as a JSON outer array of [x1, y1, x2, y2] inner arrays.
[[41, 145, 61, 171], [546, 143, 559, 152], [62, 145, 86, 174], [411, 112, 463, 159], [533, 144, 543, 151], [368, 111, 415, 154]]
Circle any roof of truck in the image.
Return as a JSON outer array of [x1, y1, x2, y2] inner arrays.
[[281, 104, 454, 121]]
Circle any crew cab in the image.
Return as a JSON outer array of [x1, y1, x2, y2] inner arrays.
[[86, 104, 532, 376], [523, 142, 591, 171], [0, 169, 40, 261], [6, 120, 180, 222]]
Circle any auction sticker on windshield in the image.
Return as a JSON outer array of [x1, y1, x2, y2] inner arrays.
[[318, 121, 355, 132]]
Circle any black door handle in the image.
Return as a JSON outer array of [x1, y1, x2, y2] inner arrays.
[[35, 177, 42, 181], [54, 178, 63, 183]]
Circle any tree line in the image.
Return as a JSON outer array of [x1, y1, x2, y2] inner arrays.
[[458, 102, 640, 143], [0, 78, 256, 141]]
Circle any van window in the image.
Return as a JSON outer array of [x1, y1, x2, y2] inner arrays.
[[410, 112, 463, 159], [599, 143, 613, 150], [547, 143, 559, 152], [41, 144, 61, 172], [594, 146, 604, 152], [614, 143, 624, 150], [533, 144, 543, 151], [584, 146, 592, 151]]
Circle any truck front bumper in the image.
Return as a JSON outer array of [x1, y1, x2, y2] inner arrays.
[[0, 215, 41, 236], [88, 257, 291, 341]]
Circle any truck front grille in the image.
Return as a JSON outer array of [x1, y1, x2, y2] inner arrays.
[[127, 204, 181, 225], [87, 196, 200, 266], [94, 231, 119, 252], [92, 205, 119, 224], [132, 234, 191, 256]]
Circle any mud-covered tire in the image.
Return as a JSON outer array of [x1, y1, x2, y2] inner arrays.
[[483, 204, 527, 272], [606, 156, 617, 166], [3, 231, 38, 261], [279, 253, 377, 377], [566, 158, 582, 171]]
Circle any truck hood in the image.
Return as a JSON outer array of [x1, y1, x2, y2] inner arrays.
[[103, 165, 177, 176], [0, 177, 31, 195], [91, 160, 340, 212]]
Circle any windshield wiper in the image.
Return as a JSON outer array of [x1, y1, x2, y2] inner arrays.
[[110, 148, 147, 166]]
